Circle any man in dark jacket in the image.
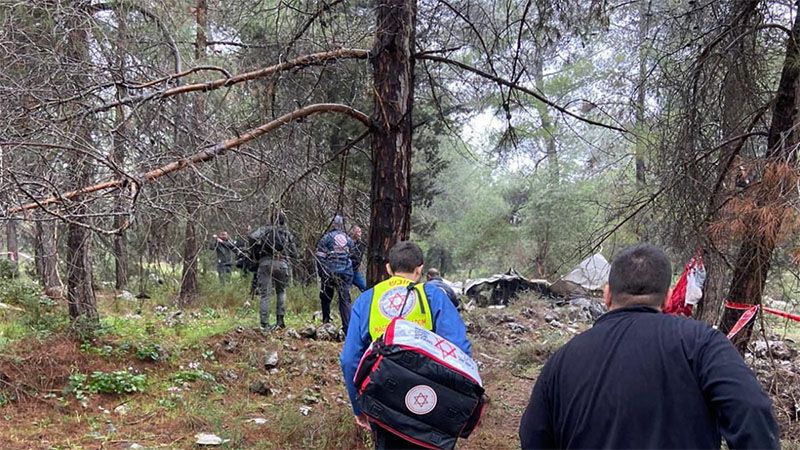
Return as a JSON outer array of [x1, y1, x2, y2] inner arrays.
[[250, 212, 298, 331], [426, 268, 459, 308], [519, 243, 780, 450], [316, 215, 355, 333], [210, 231, 236, 284]]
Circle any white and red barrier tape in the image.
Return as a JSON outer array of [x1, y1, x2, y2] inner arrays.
[[724, 301, 800, 339]]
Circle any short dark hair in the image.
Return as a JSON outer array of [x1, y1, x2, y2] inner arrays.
[[426, 268, 441, 279], [608, 244, 672, 307], [387, 241, 424, 273]]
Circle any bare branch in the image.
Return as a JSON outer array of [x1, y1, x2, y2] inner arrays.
[[416, 54, 630, 133], [5, 103, 371, 215]]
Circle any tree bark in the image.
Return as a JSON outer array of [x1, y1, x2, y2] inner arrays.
[[634, 0, 651, 185], [696, 0, 759, 325], [178, 0, 208, 304], [6, 220, 18, 263], [178, 204, 201, 305], [34, 221, 62, 290], [64, 4, 98, 322], [112, 2, 129, 291], [366, 0, 417, 285], [720, 6, 800, 350]]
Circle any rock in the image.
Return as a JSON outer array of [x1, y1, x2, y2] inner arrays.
[[548, 320, 564, 329], [116, 290, 135, 301], [486, 314, 516, 325], [249, 380, 272, 396], [544, 311, 560, 323], [753, 340, 797, 361], [522, 308, 538, 319], [114, 404, 129, 415], [129, 444, 145, 450], [223, 339, 239, 352], [285, 328, 302, 339], [221, 370, 239, 382], [299, 405, 312, 416], [486, 331, 499, 341], [303, 395, 320, 405], [246, 418, 268, 425], [487, 305, 507, 309], [195, 433, 229, 446], [312, 311, 323, 322], [316, 323, 339, 341], [264, 351, 279, 370], [506, 322, 530, 334], [300, 325, 317, 339], [269, 368, 279, 375]]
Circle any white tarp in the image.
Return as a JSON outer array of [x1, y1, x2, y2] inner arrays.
[[561, 253, 610, 291]]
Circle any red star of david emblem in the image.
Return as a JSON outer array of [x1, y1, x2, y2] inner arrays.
[[413, 392, 429, 407], [386, 293, 406, 312], [435, 339, 456, 359]]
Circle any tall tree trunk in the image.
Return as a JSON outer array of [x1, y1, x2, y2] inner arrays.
[[696, 0, 759, 324], [634, 0, 651, 185], [64, 4, 98, 322], [178, 0, 208, 303], [366, 0, 417, 285], [6, 220, 18, 264], [721, 6, 800, 350], [34, 221, 62, 290], [179, 204, 201, 305], [112, 3, 129, 291]]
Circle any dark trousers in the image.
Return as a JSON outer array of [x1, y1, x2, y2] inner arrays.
[[319, 271, 353, 333], [353, 271, 367, 292], [372, 424, 427, 450]]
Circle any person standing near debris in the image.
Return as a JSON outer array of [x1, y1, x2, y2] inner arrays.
[[316, 215, 355, 333], [250, 212, 298, 331], [426, 267, 459, 308], [350, 226, 367, 292], [210, 231, 236, 284], [340, 241, 472, 449], [519, 244, 780, 450]]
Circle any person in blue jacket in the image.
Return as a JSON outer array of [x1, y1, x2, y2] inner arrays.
[[340, 241, 472, 449], [316, 215, 355, 333]]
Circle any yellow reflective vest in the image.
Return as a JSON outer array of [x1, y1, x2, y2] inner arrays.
[[368, 276, 433, 341]]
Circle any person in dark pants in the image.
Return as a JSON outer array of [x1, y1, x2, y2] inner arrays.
[[426, 267, 459, 308], [210, 231, 236, 284], [340, 241, 472, 450], [250, 212, 298, 331], [519, 244, 780, 450], [316, 215, 355, 333], [350, 225, 367, 292]]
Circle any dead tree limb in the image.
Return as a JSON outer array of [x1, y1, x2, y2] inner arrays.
[[5, 103, 371, 215], [61, 49, 370, 121]]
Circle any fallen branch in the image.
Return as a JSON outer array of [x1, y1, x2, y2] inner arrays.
[[61, 49, 370, 121], [5, 103, 371, 215]]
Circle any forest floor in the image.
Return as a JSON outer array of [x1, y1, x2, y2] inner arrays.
[[0, 277, 798, 449]]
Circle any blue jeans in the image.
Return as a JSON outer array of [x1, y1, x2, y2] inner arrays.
[[353, 271, 367, 292]]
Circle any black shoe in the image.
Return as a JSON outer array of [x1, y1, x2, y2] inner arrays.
[[276, 316, 286, 329]]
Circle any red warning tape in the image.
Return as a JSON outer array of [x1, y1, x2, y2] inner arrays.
[[726, 305, 759, 340], [725, 301, 800, 322]]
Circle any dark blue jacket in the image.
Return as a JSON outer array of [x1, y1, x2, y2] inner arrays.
[[519, 306, 779, 450], [340, 282, 472, 416], [315, 230, 354, 275]]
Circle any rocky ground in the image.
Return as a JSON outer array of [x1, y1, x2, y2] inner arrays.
[[0, 292, 797, 449]]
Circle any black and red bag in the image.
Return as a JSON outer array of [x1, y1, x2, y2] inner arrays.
[[354, 318, 486, 450]]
